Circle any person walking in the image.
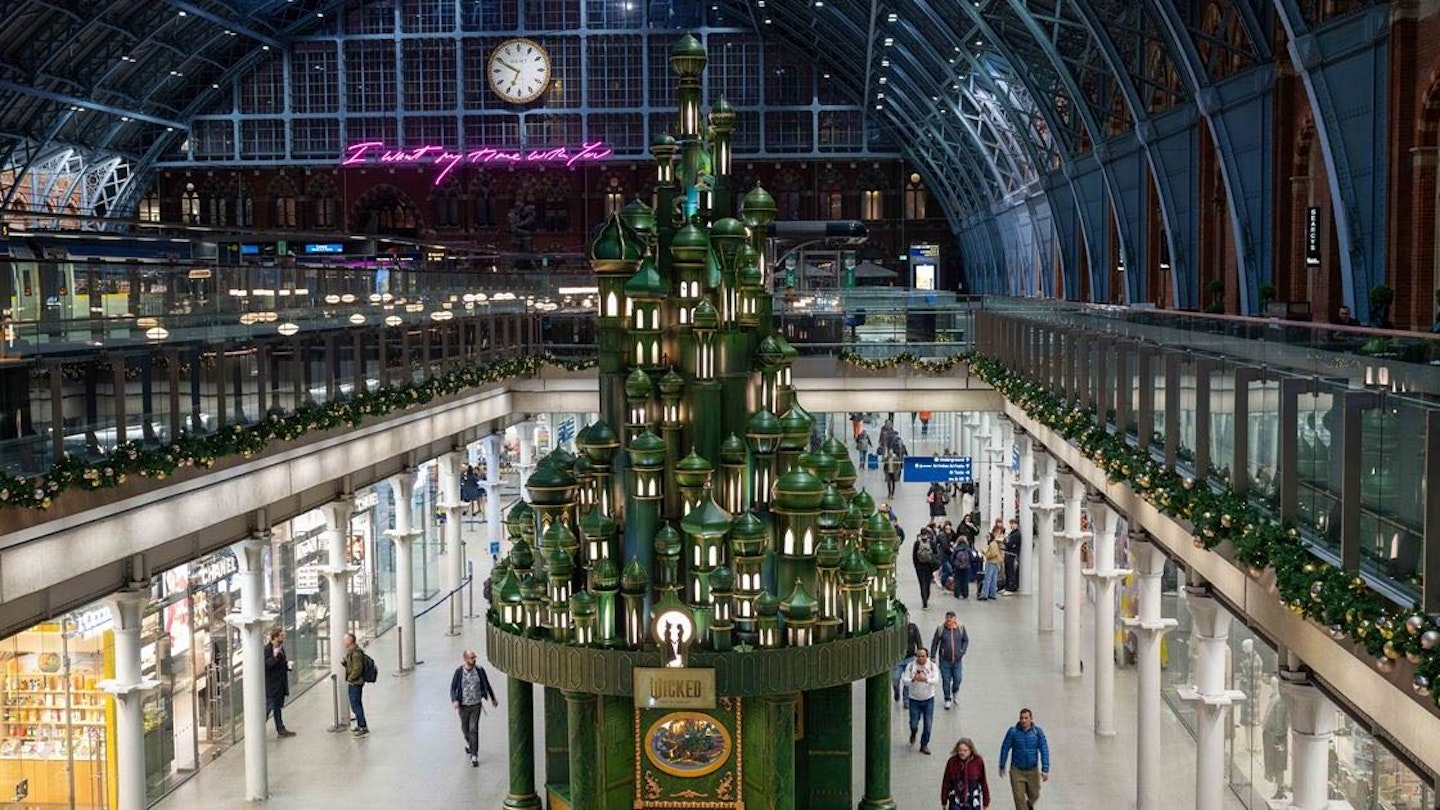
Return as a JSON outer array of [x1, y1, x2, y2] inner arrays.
[[341, 632, 371, 736], [903, 647, 940, 755], [263, 628, 296, 738], [892, 622, 924, 708], [450, 650, 499, 767], [979, 527, 1004, 600], [913, 523, 940, 610], [883, 451, 902, 498], [930, 612, 969, 709], [927, 482, 949, 519], [942, 737, 991, 810], [998, 708, 1050, 809], [1002, 518, 1022, 594], [949, 532, 973, 599]]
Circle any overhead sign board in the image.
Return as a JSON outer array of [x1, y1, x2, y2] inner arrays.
[[902, 455, 973, 483], [304, 243, 345, 254]]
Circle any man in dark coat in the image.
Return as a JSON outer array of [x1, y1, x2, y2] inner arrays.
[[451, 650, 499, 766], [912, 523, 940, 610], [264, 627, 296, 737], [1002, 518, 1022, 594]]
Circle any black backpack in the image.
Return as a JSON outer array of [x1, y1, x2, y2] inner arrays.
[[915, 538, 935, 565], [361, 651, 378, 683]]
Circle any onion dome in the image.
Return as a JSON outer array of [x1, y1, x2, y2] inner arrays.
[[649, 131, 678, 154], [509, 537, 535, 571], [625, 368, 655, 400], [757, 334, 786, 368], [675, 450, 714, 489], [841, 547, 869, 584], [570, 590, 597, 619], [692, 297, 719, 330], [775, 333, 800, 362], [621, 197, 657, 236], [863, 510, 895, 545], [670, 33, 708, 76], [541, 519, 578, 556], [816, 533, 844, 568], [755, 590, 779, 617], [579, 420, 621, 464], [624, 256, 667, 299], [773, 467, 824, 512], [591, 556, 621, 591], [629, 430, 667, 468], [709, 217, 747, 264], [499, 569, 524, 608], [709, 96, 736, 128], [819, 484, 846, 519], [546, 544, 574, 579], [745, 409, 782, 453], [671, 222, 710, 264], [506, 499, 533, 539], [780, 407, 812, 452], [658, 367, 686, 397], [589, 214, 644, 267], [729, 511, 768, 556], [526, 462, 576, 506], [572, 454, 594, 483], [852, 488, 876, 517], [519, 574, 545, 602], [579, 505, 618, 541], [621, 557, 650, 593], [741, 184, 777, 229], [842, 501, 864, 534], [801, 450, 838, 483], [832, 453, 858, 492], [719, 434, 748, 465], [738, 260, 763, 290], [681, 494, 732, 539], [821, 435, 849, 461], [655, 523, 683, 558], [779, 580, 816, 621], [710, 565, 735, 593], [546, 445, 577, 469]]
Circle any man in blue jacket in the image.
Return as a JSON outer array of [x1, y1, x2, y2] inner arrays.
[[450, 650, 498, 767], [998, 707, 1050, 808]]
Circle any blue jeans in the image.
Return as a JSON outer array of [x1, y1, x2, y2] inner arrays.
[[981, 563, 1000, 599], [348, 684, 368, 730], [907, 696, 935, 748], [891, 656, 915, 706], [938, 660, 963, 702]]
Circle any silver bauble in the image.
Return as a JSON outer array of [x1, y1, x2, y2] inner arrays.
[[1422, 629, 1440, 651], [1376, 657, 1397, 674], [1405, 614, 1425, 635], [1413, 675, 1431, 697]]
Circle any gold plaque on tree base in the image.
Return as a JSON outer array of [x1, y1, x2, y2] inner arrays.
[[634, 667, 716, 709]]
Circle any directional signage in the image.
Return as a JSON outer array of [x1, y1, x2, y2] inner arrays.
[[902, 455, 973, 483]]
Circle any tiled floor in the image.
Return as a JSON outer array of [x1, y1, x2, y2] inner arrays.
[[154, 448, 1242, 810]]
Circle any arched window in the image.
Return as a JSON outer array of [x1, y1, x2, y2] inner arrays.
[[904, 174, 927, 220], [604, 176, 623, 216], [181, 183, 200, 224], [270, 175, 298, 228], [861, 189, 882, 221], [308, 174, 338, 229], [235, 183, 254, 228], [139, 188, 162, 223]]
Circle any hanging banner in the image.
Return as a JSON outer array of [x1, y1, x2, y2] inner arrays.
[[1305, 207, 1321, 266]]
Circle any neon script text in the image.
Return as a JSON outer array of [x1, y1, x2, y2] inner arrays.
[[340, 141, 614, 184]]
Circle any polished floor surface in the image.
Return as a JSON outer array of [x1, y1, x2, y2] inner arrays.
[[154, 435, 1242, 810]]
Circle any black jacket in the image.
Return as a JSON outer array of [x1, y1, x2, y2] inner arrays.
[[450, 664, 497, 706], [264, 643, 290, 701]]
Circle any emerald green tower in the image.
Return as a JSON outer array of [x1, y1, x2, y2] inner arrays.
[[487, 33, 904, 810]]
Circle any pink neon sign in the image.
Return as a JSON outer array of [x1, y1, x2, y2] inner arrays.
[[341, 141, 614, 185]]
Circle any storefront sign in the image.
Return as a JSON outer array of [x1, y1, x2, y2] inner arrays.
[[68, 607, 112, 637], [902, 455, 973, 483], [188, 551, 238, 589], [340, 140, 614, 185], [633, 667, 716, 709], [1305, 207, 1321, 266], [354, 490, 380, 512]]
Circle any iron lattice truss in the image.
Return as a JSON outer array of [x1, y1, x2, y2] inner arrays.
[[0, 0, 1383, 236]]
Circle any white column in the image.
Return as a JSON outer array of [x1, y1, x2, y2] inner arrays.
[[974, 416, 993, 521], [984, 417, 1004, 525], [1278, 676, 1348, 810], [481, 429, 506, 573], [1179, 590, 1246, 810], [1123, 537, 1177, 810], [516, 421, 537, 483], [229, 535, 275, 801], [437, 450, 466, 635], [1081, 500, 1130, 736], [1031, 452, 1062, 633], [99, 588, 158, 810], [320, 498, 358, 723], [385, 471, 420, 670], [1014, 433, 1037, 595], [1000, 419, 1017, 528], [1055, 470, 1089, 677]]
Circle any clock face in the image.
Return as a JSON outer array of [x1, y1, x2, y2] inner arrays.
[[488, 38, 551, 104]]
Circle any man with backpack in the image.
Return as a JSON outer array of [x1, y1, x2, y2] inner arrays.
[[931, 611, 969, 709], [342, 632, 376, 736], [912, 523, 939, 610], [950, 533, 974, 599]]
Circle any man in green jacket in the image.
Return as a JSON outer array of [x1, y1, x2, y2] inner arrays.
[[342, 633, 369, 736]]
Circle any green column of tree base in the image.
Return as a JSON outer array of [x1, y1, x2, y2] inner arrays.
[[565, 690, 599, 810], [857, 673, 897, 810], [503, 677, 542, 810]]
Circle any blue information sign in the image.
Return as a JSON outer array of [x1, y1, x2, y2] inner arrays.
[[903, 456, 973, 483], [304, 242, 345, 254]]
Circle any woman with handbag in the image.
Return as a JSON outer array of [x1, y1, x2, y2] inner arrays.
[[941, 737, 991, 809]]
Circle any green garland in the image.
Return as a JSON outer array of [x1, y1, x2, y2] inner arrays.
[[0, 353, 596, 512], [838, 350, 969, 374], [966, 353, 1440, 707]]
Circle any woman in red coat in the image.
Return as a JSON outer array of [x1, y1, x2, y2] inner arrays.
[[941, 737, 990, 809]]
